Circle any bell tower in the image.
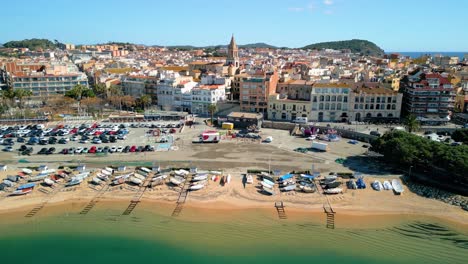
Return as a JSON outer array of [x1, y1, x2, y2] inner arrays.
[[226, 34, 239, 67]]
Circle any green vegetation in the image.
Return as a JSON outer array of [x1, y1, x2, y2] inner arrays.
[[451, 129, 468, 145], [371, 131, 468, 187], [303, 39, 384, 56], [3, 39, 57, 50], [403, 114, 421, 133], [65, 84, 95, 100], [208, 104, 217, 125]]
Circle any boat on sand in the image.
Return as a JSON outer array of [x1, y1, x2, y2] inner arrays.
[[246, 175, 253, 184], [392, 179, 404, 194], [383, 180, 393, 190], [10, 187, 33, 196], [324, 188, 342, 194]]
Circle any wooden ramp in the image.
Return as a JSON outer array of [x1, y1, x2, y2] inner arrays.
[[121, 173, 154, 216], [324, 204, 336, 229], [25, 203, 46, 218], [275, 201, 287, 219], [79, 185, 109, 215], [171, 175, 192, 217], [24, 185, 62, 218]]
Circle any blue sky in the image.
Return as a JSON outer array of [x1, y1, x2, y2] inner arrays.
[[1, 0, 467, 51]]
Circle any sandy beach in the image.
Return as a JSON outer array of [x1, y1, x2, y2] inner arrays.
[[1, 168, 466, 231]]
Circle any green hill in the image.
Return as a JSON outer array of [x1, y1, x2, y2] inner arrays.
[[303, 39, 384, 56], [3, 39, 57, 50]]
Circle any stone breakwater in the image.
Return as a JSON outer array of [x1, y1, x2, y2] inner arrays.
[[405, 180, 468, 211]]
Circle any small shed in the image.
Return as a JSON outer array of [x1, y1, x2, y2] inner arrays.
[[117, 165, 127, 172], [0, 165, 7, 171]]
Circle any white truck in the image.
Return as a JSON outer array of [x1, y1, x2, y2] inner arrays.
[[192, 131, 220, 143], [311, 141, 329, 151]]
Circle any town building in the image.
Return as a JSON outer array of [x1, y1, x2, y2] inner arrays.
[[191, 84, 226, 116], [122, 75, 158, 100], [156, 73, 196, 111], [238, 70, 279, 118], [349, 87, 403, 122], [401, 72, 455, 124], [267, 94, 311, 121], [310, 83, 351, 122]]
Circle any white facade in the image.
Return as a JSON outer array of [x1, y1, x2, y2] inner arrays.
[[157, 75, 196, 111], [191, 85, 226, 115]]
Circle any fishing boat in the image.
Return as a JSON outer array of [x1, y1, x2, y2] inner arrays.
[[299, 185, 316, 193], [220, 176, 226, 184], [325, 181, 341, 189], [170, 176, 185, 186], [10, 187, 33, 196], [246, 175, 253, 184], [211, 175, 216, 181], [17, 183, 36, 190], [383, 180, 393, 190], [392, 179, 404, 194], [356, 177, 366, 189], [214, 175, 219, 182], [28, 174, 48, 182], [325, 175, 337, 181], [371, 180, 384, 191], [263, 178, 275, 186], [91, 177, 102, 185], [192, 174, 208, 182], [174, 169, 189, 176], [191, 180, 207, 186], [278, 173, 294, 182], [347, 180, 357, 190], [324, 188, 342, 194], [112, 177, 125, 186], [262, 186, 275, 195], [209, 170, 222, 175], [190, 183, 205, 191], [96, 173, 108, 181], [149, 179, 164, 187], [152, 174, 168, 182], [65, 178, 82, 187], [279, 179, 295, 186], [280, 184, 296, 192], [261, 181, 274, 189], [129, 177, 142, 185], [226, 174, 231, 184], [44, 178, 55, 186]]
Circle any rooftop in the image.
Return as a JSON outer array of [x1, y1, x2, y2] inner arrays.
[[227, 112, 262, 119]]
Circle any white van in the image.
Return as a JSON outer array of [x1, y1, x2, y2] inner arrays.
[[294, 117, 308, 124]]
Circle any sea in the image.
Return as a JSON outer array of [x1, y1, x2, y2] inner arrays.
[[0, 204, 467, 264], [387, 52, 467, 60]]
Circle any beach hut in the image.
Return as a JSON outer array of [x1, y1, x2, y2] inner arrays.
[[118, 165, 127, 172], [0, 164, 7, 171]]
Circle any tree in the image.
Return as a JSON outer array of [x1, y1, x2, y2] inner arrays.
[[121, 95, 136, 108], [109, 84, 123, 96], [451, 129, 468, 145], [93, 83, 108, 98], [404, 114, 420, 133], [14, 89, 33, 108], [80, 97, 103, 115], [138, 95, 152, 110], [207, 104, 217, 125], [65, 84, 87, 100]]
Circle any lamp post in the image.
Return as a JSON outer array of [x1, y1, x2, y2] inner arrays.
[[408, 165, 413, 178]]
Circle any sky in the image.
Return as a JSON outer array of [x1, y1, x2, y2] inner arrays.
[[1, 0, 467, 51]]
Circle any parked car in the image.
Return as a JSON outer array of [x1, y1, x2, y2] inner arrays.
[[92, 138, 102, 144], [129, 145, 137, 152], [46, 147, 56, 155], [38, 147, 48, 154], [82, 147, 89, 154], [89, 146, 97, 153], [123, 146, 130, 153], [61, 148, 69, 154], [75, 147, 84, 154], [116, 146, 124, 152], [2, 146, 13, 152]]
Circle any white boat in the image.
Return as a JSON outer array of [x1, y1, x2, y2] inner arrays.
[[66, 178, 82, 187], [299, 185, 316, 193], [97, 173, 108, 181], [280, 184, 296, 192], [262, 186, 275, 195], [22, 168, 33, 174], [383, 180, 393, 190], [279, 180, 295, 186], [324, 188, 342, 194], [129, 177, 143, 185], [209, 170, 222, 175], [261, 181, 274, 189], [372, 180, 384, 191], [92, 177, 102, 185], [174, 169, 189, 176], [191, 180, 207, 186], [43, 178, 55, 186], [192, 175, 208, 181], [112, 178, 125, 186], [226, 174, 231, 184], [325, 175, 337, 181], [170, 177, 185, 186], [152, 174, 168, 181], [28, 175, 48, 182], [263, 178, 275, 186], [211, 175, 216, 181], [133, 173, 146, 181], [392, 179, 404, 194], [246, 175, 253, 184], [190, 184, 205, 190]]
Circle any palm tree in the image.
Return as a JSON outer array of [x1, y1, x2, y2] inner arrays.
[[14, 89, 33, 108], [404, 114, 420, 133], [139, 95, 152, 110], [207, 104, 217, 125]]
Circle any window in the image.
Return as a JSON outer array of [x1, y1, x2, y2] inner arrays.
[[325, 103, 330, 110], [331, 103, 336, 110], [337, 103, 341, 110], [377, 97, 381, 103], [344, 96, 348, 102], [282, 104, 286, 110], [303, 105, 306, 111], [377, 113, 383, 117], [337, 95, 342, 102], [355, 97, 359, 103], [273, 104, 276, 110], [376, 104, 380, 110], [313, 96, 317, 102], [392, 104, 396, 110], [365, 104, 369, 109], [370, 98, 375, 103], [320, 95, 324, 101], [387, 104, 391, 110], [292, 105, 296, 111], [354, 104, 359, 109], [387, 97, 392, 103], [281, 113, 286, 119], [272, 112, 276, 119], [319, 103, 324, 110], [326, 95, 330, 101], [366, 113, 372, 118], [370, 104, 374, 110], [332, 96, 336, 101]]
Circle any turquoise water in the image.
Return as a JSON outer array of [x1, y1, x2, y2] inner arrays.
[[0, 206, 467, 264]]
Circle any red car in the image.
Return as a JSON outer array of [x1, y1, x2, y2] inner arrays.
[[70, 128, 78, 134], [129, 145, 137, 152], [89, 146, 97, 153]]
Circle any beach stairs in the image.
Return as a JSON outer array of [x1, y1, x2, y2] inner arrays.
[[25, 203, 46, 218], [79, 185, 109, 215], [122, 173, 154, 216], [275, 201, 287, 219], [324, 204, 336, 229], [172, 175, 192, 217]]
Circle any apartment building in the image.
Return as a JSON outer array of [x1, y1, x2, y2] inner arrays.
[[122, 75, 158, 100], [267, 94, 311, 121], [349, 87, 403, 122], [238, 70, 278, 118], [276, 80, 314, 101], [191, 84, 226, 116], [310, 83, 351, 122], [402, 72, 455, 123], [156, 74, 196, 111], [2, 61, 88, 99]]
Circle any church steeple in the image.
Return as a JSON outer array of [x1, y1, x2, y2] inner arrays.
[[226, 34, 239, 67]]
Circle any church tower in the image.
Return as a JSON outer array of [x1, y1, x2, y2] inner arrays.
[[226, 34, 239, 67]]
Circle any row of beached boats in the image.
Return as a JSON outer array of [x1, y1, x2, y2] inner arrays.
[[371, 179, 404, 194], [168, 170, 229, 191]]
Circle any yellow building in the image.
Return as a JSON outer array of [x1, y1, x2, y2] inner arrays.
[[267, 94, 311, 121]]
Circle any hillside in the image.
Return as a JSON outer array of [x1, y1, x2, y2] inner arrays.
[[161, 42, 278, 50], [303, 39, 384, 56], [3, 39, 57, 50]]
